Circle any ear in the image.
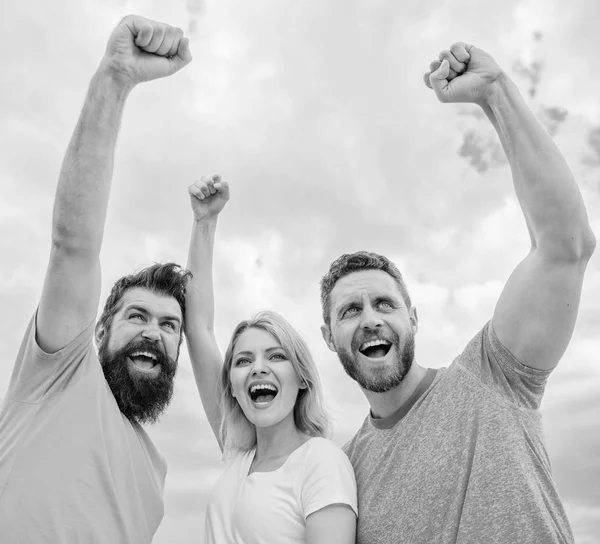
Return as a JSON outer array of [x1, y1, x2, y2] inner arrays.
[[409, 306, 419, 334], [320, 324, 336, 352], [95, 321, 106, 345]]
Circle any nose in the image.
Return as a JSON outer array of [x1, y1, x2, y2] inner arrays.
[[141, 321, 161, 342], [250, 358, 270, 377], [360, 304, 383, 332]]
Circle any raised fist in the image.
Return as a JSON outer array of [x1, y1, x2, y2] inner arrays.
[[189, 175, 230, 221], [102, 15, 192, 87], [423, 43, 505, 105]]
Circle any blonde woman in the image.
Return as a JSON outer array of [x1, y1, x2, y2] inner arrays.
[[185, 175, 357, 544]]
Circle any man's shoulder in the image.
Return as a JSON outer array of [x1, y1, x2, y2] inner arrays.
[[341, 416, 372, 457], [6, 312, 98, 403]]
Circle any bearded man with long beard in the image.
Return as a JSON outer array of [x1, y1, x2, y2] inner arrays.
[[0, 15, 192, 544], [319, 42, 596, 544]]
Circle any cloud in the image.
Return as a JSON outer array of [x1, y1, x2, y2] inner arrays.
[[1, 1, 599, 542]]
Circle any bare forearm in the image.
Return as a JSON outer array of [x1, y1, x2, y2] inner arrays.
[[52, 64, 133, 254], [185, 216, 223, 443], [186, 218, 218, 331], [482, 75, 595, 258]]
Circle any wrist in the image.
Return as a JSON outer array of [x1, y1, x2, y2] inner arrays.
[[193, 215, 219, 227], [479, 71, 515, 108], [94, 59, 137, 98]]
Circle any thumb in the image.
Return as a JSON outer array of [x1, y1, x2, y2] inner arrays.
[[429, 59, 450, 100], [173, 38, 192, 66], [215, 180, 231, 201]]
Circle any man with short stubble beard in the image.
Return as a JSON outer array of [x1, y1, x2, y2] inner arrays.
[[0, 16, 192, 544], [320, 43, 595, 544]]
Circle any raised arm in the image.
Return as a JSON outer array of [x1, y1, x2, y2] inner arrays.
[[425, 43, 596, 371], [186, 175, 230, 448], [37, 15, 191, 354]]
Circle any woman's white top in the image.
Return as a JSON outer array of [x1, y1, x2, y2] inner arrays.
[[204, 437, 358, 543]]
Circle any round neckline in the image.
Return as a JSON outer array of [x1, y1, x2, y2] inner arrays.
[[246, 436, 317, 477], [370, 368, 439, 430]]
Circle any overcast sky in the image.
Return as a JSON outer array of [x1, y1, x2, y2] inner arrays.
[[1, 0, 599, 542]]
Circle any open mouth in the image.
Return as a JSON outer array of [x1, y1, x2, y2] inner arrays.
[[359, 339, 392, 359], [128, 351, 160, 372], [248, 382, 279, 405]]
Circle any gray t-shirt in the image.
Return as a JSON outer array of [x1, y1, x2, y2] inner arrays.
[[0, 314, 167, 544], [343, 321, 574, 544]]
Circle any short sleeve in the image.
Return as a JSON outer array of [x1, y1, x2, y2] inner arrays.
[[6, 310, 96, 403], [300, 438, 358, 519], [455, 320, 552, 409]]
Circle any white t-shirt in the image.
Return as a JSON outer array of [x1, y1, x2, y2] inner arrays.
[[205, 437, 357, 544], [0, 314, 167, 544]]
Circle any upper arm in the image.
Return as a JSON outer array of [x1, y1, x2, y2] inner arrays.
[[36, 245, 101, 354], [492, 248, 591, 371], [306, 504, 356, 544]]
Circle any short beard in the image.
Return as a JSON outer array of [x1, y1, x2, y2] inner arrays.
[[98, 334, 178, 425], [336, 329, 415, 393]]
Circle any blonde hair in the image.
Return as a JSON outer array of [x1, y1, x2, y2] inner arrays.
[[219, 311, 330, 453]]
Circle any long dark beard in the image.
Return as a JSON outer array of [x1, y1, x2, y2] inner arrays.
[[98, 336, 178, 425], [336, 329, 415, 393]]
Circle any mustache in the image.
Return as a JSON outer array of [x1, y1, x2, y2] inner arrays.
[[351, 328, 400, 352]]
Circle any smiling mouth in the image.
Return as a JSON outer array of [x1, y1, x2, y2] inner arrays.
[[248, 383, 279, 405], [359, 339, 392, 359], [128, 351, 160, 372]]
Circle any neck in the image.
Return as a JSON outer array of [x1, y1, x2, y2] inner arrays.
[[254, 412, 307, 461], [363, 362, 427, 419]]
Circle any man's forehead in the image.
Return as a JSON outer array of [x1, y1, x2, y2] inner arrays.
[[331, 270, 401, 302], [120, 287, 182, 318]]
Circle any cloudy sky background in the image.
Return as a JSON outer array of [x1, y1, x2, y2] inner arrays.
[[1, 0, 599, 542]]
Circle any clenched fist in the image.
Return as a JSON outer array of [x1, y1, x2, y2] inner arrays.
[[423, 43, 505, 105], [189, 175, 230, 222], [102, 15, 192, 88]]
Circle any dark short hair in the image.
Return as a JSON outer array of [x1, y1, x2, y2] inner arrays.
[[320, 251, 411, 325], [98, 263, 192, 339]]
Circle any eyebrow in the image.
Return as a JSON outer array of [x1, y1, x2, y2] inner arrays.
[[125, 305, 182, 325], [234, 346, 284, 357]]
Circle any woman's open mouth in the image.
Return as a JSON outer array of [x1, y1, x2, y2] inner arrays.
[[247, 382, 279, 406]]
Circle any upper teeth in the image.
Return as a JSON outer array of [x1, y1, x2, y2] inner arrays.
[[250, 384, 278, 394], [360, 340, 390, 350], [131, 351, 157, 361]]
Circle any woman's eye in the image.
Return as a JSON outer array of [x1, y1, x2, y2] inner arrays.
[[235, 358, 251, 366], [270, 353, 287, 361], [130, 314, 144, 321]]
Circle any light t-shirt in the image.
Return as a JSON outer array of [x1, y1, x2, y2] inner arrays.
[[205, 436, 357, 543], [344, 321, 574, 544], [0, 313, 167, 544]]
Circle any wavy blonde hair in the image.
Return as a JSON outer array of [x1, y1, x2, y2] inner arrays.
[[219, 311, 330, 453]]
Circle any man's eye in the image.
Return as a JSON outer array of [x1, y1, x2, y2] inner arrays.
[[162, 322, 176, 330], [378, 301, 393, 309], [344, 307, 359, 317]]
